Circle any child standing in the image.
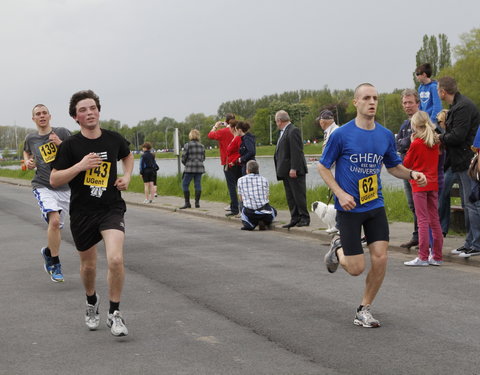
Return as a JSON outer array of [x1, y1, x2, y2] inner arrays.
[[403, 111, 444, 266]]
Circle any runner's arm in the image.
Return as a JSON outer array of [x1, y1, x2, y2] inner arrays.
[[50, 152, 103, 188], [387, 164, 427, 187], [114, 152, 134, 191], [317, 162, 356, 211]]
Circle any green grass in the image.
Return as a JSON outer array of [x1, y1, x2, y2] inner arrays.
[[1, 168, 411, 222]]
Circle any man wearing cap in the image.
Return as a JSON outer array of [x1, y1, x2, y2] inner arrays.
[[317, 110, 339, 154]]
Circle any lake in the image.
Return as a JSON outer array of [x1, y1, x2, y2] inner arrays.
[[121, 156, 403, 189]]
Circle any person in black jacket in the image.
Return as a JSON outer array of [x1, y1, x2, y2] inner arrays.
[[437, 76, 480, 257], [139, 142, 158, 204], [236, 121, 256, 175], [274, 110, 310, 228]]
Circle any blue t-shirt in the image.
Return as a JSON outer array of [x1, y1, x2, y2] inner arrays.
[[319, 120, 402, 212], [418, 80, 442, 123]]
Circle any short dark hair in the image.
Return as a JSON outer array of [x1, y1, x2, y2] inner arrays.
[[225, 113, 235, 124], [416, 63, 432, 78], [437, 76, 458, 95], [401, 88, 420, 103], [69, 90, 101, 118], [235, 121, 251, 133], [142, 142, 152, 150], [246, 160, 259, 174], [354, 83, 375, 98], [32, 104, 49, 115]]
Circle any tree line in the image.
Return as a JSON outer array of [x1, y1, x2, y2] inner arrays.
[[2, 28, 479, 156]]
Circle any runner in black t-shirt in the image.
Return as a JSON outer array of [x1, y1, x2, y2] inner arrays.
[[51, 90, 133, 337]]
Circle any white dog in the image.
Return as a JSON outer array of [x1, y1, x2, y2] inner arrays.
[[311, 201, 338, 234]]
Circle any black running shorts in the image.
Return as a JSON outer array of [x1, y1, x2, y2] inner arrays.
[[141, 168, 156, 183], [337, 207, 389, 256], [70, 208, 126, 251]]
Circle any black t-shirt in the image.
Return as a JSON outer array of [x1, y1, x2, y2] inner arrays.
[[52, 129, 131, 215]]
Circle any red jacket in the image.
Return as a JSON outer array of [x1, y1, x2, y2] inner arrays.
[[226, 136, 242, 167], [403, 138, 439, 192], [208, 127, 234, 165]]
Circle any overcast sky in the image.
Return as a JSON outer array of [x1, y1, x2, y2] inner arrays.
[[1, 0, 478, 131]]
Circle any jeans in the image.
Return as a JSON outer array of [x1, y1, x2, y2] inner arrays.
[[438, 168, 459, 234], [182, 173, 202, 192], [412, 191, 443, 261], [224, 165, 242, 214]]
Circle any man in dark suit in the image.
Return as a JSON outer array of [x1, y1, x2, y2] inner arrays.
[[274, 110, 310, 228]]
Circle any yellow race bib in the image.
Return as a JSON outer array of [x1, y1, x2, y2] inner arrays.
[[84, 162, 111, 188], [38, 142, 58, 163], [358, 174, 378, 204]]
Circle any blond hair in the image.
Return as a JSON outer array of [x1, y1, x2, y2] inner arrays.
[[411, 111, 436, 148], [189, 129, 200, 141]]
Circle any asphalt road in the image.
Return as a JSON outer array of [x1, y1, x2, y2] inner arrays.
[[1, 182, 480, 375]]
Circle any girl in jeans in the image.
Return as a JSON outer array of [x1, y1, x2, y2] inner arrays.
[[403, 111, 444, 266]]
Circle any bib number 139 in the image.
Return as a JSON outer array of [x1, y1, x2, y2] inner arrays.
[[358, 174, 378, 204]]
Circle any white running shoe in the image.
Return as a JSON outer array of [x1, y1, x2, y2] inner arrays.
[[85, 294, 100, 330], [354, 305, 380, 328], [404, 257, 429, 266], [107, 310, 128, 337]]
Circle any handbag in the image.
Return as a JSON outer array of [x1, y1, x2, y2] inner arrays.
[[468, 153, 479, 182]]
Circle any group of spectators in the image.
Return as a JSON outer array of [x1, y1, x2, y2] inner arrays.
[[395, 63, 480, 264]]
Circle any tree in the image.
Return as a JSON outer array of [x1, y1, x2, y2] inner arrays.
[[438, 28, 480, 108], [414, 34, 451, 85]]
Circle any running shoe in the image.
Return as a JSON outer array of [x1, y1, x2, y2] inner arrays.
[[107, 310, 128, 337], [324, 236, 341, 273], [354, 305, 380, 328], [404, 257, 429, 266], [459, 249, 480, 258], [85, 294, 100, 331], [40, 247, 54, 275], [50, 263, 64, 282], [428, 258, 443, 266], [451, 246, 469, 255]]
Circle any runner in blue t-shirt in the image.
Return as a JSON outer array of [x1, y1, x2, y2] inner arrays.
[[317, 83, 427, 328]]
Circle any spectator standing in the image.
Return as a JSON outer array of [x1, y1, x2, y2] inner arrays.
[[236, 121, 256, 175], [395, 89, 420, 249], [139, 142, 158, 204], [274, 110, 310, 228], [23, 104, 71, 283], [237, 160, 277, 230], [224, 122, 243, 216], [208, 114, 236, 213], [415, 63, 443, 123], [180, 129, 205, 209], [317, 109, 339, 154], [437, 77, 480, 257], [403, 111, 443, 266]]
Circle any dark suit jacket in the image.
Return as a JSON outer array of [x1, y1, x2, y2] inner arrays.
[[274, 123, 308, 180]]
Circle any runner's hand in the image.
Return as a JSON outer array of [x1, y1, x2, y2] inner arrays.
[[49, 132, 62, 146], [114, 176, 130, 191], [78, 153, 102, 171], [337, 191, 356, 211]]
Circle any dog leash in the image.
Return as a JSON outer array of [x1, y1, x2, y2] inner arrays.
[[326, 189, 334, 205]]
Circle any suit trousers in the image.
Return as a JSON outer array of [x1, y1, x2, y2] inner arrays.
[[282, 175, 310, 223]]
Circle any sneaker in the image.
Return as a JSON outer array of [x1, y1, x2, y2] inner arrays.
[[459, 249, 480, 258], [400, 238, 419, 249], [107, 310, 128, 337], [324, 236, 341, 273], [143, 199, 149, 204], [224, 205, 231, 211], [404, 257, 429, 266], [451, 246, 468, 255], [354, 305, 380, 328], [428, 258, 443, 266], [50, 263, 64, 282], [85, 294, 100, 331], [40, 247, 54, 275]]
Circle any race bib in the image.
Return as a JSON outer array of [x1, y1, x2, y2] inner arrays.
[[38, 142, 58, 163], [84, 162, 111, 188], [358, 174, 378, 204]]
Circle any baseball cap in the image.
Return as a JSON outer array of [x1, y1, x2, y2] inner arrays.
[[319, 110, 334, 120]]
